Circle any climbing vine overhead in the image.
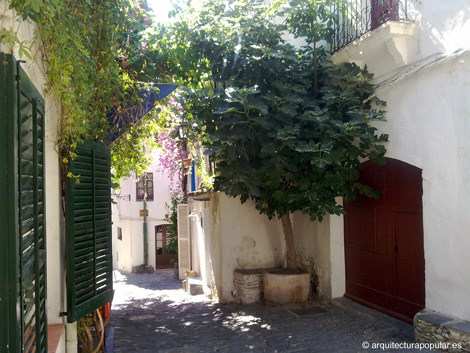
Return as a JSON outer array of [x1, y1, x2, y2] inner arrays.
[[37, 0, 154, 177], [5, 0, 168, 182]]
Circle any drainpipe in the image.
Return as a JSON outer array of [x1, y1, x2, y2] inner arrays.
[[143, 172, 148, 266], [66, 322, 78, 353]]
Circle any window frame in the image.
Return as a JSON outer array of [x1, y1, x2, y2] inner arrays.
[[136, 172, 154, 201]]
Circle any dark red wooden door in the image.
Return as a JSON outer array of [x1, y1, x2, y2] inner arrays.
[[371, 0, 399, 29], [155, 225, 175, 269], [344, 158, 425, 323]]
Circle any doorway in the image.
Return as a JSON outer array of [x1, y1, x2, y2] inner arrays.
[[155, 225, 175, 269], [344, 158, 425, 323]]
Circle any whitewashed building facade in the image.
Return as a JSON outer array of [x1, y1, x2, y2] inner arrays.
[[112, 151, 174, 273]]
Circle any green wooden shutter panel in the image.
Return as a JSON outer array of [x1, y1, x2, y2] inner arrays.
[[18, 60, 48, 353], [66, 140, 113, 323], [0, 52, 17, 353], [0, 53, 48, 353]]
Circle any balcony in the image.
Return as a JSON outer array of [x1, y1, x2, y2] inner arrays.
[[330, 0, 418, 81], [331, 0, 415, 53]]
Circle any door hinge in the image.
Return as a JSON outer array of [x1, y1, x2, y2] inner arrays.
[[15, 60, 26, 83]]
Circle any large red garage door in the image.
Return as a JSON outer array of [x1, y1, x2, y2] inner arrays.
[[344, 158, 425, 323]]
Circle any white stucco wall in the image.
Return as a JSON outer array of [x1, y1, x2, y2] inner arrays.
[[329, 205, 345, 299], [1, 2, 67, 351], [292, 213, 331, 298], [418, 1, 470, 57], [217, 194, 285, 302], [112, 152, 173, 272], [290, 196, 345, 300], [330, 0, 470, 321], [188, 198, 214, 297], [189, 192, 286, 303]]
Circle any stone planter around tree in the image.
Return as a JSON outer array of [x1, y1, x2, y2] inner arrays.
[[263, 270, 311, 305]]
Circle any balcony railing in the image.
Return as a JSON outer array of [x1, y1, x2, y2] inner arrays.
[[331, 0, 415, 53]]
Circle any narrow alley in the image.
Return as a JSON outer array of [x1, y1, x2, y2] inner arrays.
[[109, 270, 435, 353]]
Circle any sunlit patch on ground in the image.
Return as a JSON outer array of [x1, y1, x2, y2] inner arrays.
[[110, 269, 434, 353]]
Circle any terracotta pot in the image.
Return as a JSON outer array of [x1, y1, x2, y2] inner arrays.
[[263, 270, 311, 305]]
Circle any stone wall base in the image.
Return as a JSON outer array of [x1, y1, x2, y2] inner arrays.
[[415, 309, 470, 352]]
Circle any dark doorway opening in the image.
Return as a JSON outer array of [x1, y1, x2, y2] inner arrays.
[[155, 225, 175, 269]]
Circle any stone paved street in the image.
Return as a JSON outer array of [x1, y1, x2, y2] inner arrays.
[[110, 270, 435, 353]]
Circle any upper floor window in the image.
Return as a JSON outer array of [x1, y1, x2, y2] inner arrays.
[[136, 172, 154, 201]]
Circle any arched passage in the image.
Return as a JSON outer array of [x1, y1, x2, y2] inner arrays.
[[344, 158, 425, 323]]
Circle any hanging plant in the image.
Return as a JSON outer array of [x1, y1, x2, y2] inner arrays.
[[6, 0, 169, 182]]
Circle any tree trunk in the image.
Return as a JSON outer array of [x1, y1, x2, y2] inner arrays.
[[313, 32, 319, 97], [281, 213, 299, 270]]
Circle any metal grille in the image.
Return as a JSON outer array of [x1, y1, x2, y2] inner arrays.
[[66, 141, 113, 323], [331, 0, 415, 53]]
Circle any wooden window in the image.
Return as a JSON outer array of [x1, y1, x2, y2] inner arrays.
[[136, 172, 154, 201]]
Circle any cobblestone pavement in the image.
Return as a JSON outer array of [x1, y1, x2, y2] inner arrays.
[[110, 270, 435, 353]]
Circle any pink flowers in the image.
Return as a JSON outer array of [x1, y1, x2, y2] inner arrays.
[[156, 100, 188, 199]]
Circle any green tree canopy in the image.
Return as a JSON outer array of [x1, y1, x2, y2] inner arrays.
[[170, 0, 388, 269], [182, 0, 388, 217]]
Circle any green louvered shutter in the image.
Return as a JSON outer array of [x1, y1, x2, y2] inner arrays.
[[66, 141, 113, 323], [18, 58, 48, 353], [0, 53, 48, 353]]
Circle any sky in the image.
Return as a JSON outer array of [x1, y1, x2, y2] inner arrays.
[[147, 0, 179, 24]]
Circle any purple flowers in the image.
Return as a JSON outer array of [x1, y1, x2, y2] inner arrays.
[[156, 100, 188, 199]]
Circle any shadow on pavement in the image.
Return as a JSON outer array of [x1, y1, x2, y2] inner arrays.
[[110, 270, 435, 353]]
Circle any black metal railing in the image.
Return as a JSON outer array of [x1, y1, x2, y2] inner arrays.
[[331, 0, 415, 53]]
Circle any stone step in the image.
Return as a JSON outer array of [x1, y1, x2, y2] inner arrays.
[[183, 277, 204, 295], [415, 309, 470, 352]]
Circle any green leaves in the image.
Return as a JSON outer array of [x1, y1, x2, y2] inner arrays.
[[180, 0, 388, 222], [284, 0, 336, 44], [24, 0, 158, 180]]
